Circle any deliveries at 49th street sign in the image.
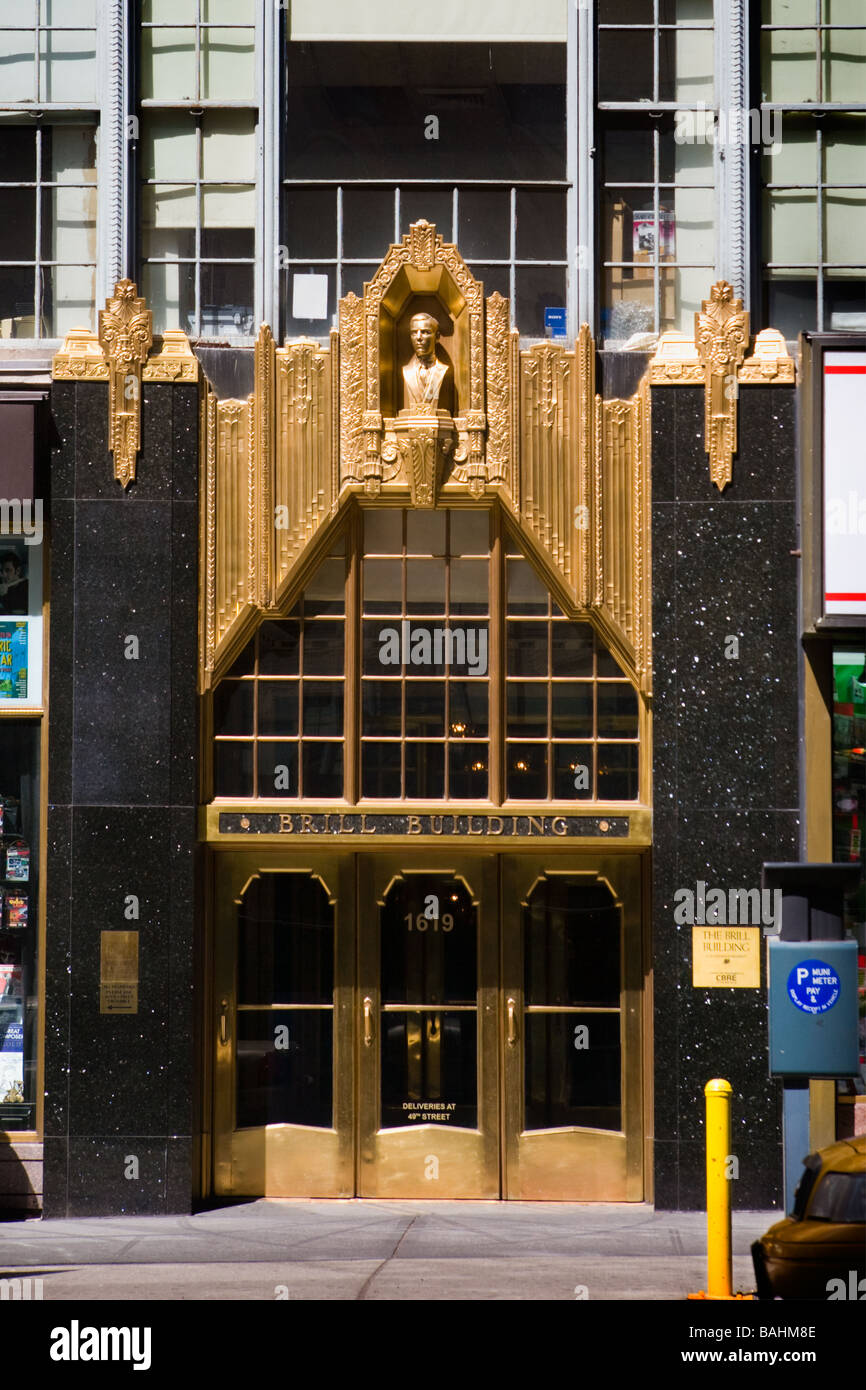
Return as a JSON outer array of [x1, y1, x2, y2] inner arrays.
[[692, 925, 761, 988]]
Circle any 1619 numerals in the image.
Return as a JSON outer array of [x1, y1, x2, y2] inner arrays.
[[404, 911, 454, 932]]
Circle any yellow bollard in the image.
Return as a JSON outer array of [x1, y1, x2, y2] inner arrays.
[[705, 1078, 733, 1297], [688, 1078, 752, 1300]]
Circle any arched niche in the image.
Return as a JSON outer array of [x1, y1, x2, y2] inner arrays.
[[378, 264, 469, 419]]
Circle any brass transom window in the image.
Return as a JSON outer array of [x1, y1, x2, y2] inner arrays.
[[211, 508, 641, 805]]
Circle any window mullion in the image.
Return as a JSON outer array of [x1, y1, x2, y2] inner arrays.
[[195, 118, 202, 337], [34, 126, 42, 333], [259, 0, 279, 333]]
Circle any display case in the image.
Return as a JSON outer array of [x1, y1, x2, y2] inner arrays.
[[0, 721, 39, 1130]]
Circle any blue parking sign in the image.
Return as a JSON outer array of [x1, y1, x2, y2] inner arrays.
[[786, 959, 842, 1015]]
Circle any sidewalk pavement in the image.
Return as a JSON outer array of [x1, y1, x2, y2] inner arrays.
[[0, 1200, 774, 1300]]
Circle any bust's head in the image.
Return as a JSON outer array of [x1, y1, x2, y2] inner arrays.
[[409, 312, 440, 362]]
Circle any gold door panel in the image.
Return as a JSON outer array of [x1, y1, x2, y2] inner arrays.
[[501, 854, 645, 1201], [357, 853, 500, 1198], [212, 849, 644, 1201], [213, 852, 355, 1197]]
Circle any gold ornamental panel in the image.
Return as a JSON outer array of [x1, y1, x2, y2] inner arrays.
[[197, 221, 657, 694], [49, 250, 793, 693]]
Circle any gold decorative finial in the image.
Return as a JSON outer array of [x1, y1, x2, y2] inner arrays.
[[98, 278, 153, 488], [695, 281, 749, 492]]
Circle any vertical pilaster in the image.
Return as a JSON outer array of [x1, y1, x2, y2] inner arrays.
[[97, 0, 131, 302], [259, 0, 282, 334], [570, 0, 595, 338], [716, 0, 750, 305]]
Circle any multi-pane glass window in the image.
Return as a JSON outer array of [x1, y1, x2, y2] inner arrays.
[[597, 0, 715, 345], [212, 540, 346, 800], [140, 112, 256, 338], [0, 123, 97, 337], [140, 0, 257, 338], [761, 2, 866, 334], [361, 509, 491, 801], [505, 550, 639, 801], [140, 0, 255, 103], [0, 0, 97, 105], [762, 114, 865, 335], [761, 0, 866, 105], [282, 42, 567, 340], [211, 510, 643, 806]]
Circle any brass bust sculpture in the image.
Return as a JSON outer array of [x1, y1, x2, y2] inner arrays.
[[402, 312, 454, 415]]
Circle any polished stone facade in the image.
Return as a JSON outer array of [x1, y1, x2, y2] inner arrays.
[[650, 383, 799, 1210], [43, 380, 199, 1217], [37, 364, 798, 1215]]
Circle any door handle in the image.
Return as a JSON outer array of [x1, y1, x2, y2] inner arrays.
[[219, 998, 229, 1047], [363, 996, 374, 1048], [506, 996, 518, 1046]]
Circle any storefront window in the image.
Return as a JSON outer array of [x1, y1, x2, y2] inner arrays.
[[0, 721, 40, 1130], [831, 645, 866, 1081], [0, 534, 42, 707], [832, 647, 865, 866]]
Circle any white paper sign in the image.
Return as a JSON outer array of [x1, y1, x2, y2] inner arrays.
[[824, 350, 866, 617], [292, 274, 329, 321]]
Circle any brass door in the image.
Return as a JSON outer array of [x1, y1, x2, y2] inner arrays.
[[357, 853, 500, 1198], [501, 854, 644, 1200], [213, 852, 355, 1197]]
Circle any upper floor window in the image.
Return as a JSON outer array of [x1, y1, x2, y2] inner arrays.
[[0, 0, 97, 105], [597, 0, 716, 346], [140, 110, 257, 339], [0, 122, 97, 338], [282, 41, 567, 341], [760, 1, 866, 335], [140, 0, 257, 339], [0, 2, 99, 339], [140, 0, 255, 104]]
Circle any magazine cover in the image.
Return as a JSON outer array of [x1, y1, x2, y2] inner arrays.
[[0, 620, 28, 700], [0, 963, 23, 1004], [5, 895, 27, 929], [0, 1016, 24, 1103], [632, 209, 675, 260], [4, 841, 29, 882]]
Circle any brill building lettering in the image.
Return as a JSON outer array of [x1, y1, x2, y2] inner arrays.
[[220, 812, 629, 838]]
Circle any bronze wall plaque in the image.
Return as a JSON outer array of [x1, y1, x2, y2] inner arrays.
[[100, 931, 139, 1014], [692, 925, 760, 989]]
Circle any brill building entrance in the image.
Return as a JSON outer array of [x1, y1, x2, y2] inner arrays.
[[202, 223, 652, 1201]]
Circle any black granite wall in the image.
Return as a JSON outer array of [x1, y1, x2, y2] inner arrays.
[[44, 379, 199, 1216], [651, 382, 799, 1210]]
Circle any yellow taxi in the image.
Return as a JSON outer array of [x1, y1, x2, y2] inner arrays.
[[752, 1136, 866, 1300]]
